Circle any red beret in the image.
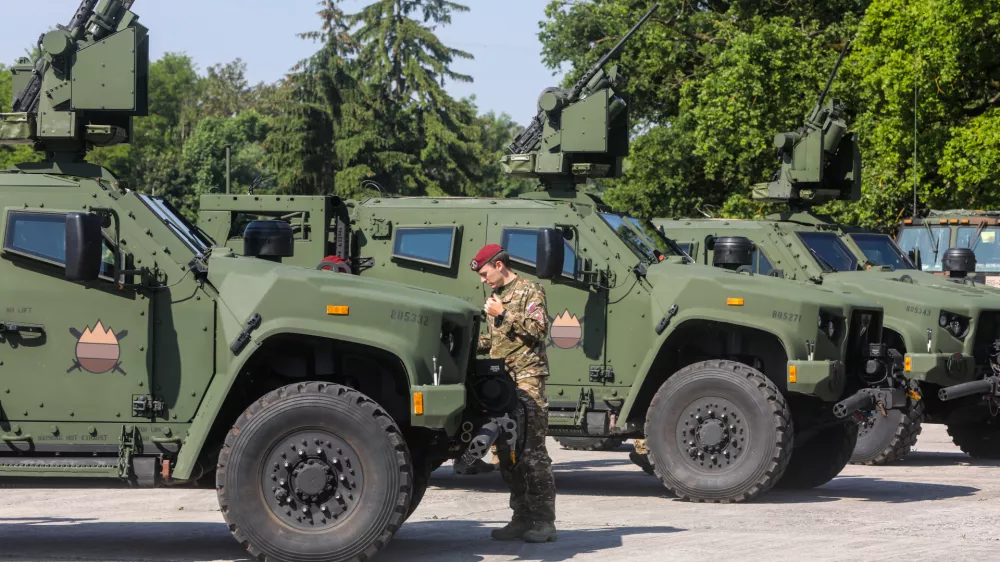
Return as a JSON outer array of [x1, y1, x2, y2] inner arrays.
[[470, 243, 504, 271]]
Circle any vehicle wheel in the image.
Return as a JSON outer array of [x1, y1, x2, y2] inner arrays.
[[850, 400, 924, 465], [947, 416, 1000, 459], [554, 436, 625, 451], [776, 421, 858, 489], [644, 360, 793, 503], [217, 382, 411, 562], [405, 449, 432, 522]]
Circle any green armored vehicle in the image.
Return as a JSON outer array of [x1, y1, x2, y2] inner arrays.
[[895, 210, 1000, 288], [657, 49, 1000, 464], [200, 10, 913, 503], [0, 3, 519, 561]]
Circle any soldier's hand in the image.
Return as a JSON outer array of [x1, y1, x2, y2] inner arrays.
[[485, 295, 505, 318]]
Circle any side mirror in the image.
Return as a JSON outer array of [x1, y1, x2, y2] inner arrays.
[[909, 248, 922, 270], [65, 212, 103, 282], [537, 228, 565, 280]]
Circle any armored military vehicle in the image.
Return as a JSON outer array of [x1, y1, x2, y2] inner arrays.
[[895, 210, 1000, 288], [657, 45, 1000, 464], [0, 3, 517, 561], [200, 7, 912, 503]]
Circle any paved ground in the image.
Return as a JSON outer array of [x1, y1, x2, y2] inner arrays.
[[2, 424, 1000, 561]]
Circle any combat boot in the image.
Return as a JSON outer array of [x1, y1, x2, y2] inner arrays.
[[522, 521, 558, 543], [490, 518, 532, 540]]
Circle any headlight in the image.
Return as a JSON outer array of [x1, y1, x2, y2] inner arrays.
[[817, 310, 842, 341], [441, 323, 459, 356], [939, 311, 970, 340]]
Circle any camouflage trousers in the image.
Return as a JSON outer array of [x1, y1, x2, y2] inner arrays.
[[633, 438, 648, 455], [495, 376, 556, 523]]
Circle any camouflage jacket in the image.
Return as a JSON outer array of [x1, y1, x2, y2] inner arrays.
[[478, 276, 549, 380]]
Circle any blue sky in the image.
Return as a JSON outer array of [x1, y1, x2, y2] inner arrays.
[[0, 0, 566, 123]]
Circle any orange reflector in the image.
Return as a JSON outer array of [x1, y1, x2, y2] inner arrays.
[[726, 298, 744, 306], [327, 305, 350, 316], [903, 219, 913, 225], [939, 219, 947, 224], [961, 219, 970, 224], [414, 392, 424, 415], [904, 356, 912, 372], [950, 219, 959, 224], [788, 365, 797, 384]]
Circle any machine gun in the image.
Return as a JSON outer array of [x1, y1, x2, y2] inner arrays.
[[1, 0, 147, 161], [752, 40, 861, 206], [502, 3, 660, 190]]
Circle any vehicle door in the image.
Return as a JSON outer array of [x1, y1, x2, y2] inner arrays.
[[487, 213, 623, 417], [0, 208, 151, 431]]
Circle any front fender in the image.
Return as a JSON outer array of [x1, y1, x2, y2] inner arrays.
[[173, 321, 434, 480], [616, 306, 807, 428]]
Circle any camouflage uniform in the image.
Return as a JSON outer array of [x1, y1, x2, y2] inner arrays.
[[478, 276, 556, 525]]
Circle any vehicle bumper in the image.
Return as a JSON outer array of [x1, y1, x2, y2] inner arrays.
[[409, 384, 466, 434], [786, 360, 845, 402], [904, 353, 975, 385]]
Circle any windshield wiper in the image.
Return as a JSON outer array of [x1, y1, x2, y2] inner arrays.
[[808, 247, 839, 272], [922, 220, 941, 259]]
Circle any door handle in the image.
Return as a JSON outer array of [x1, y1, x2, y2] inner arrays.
[[0, 322, 45, 335]]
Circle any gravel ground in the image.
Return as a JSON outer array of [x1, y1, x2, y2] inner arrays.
[[1, 424, 999, 562]]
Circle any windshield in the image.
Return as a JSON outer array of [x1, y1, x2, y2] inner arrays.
[[849, 233, 915, 270], [600, 213, 658, 263], [626, 217, 684, 258], [958, 226, 1000, 272], [897, 226, 949, 272], [137, 194, 213, 255], [796, 232, 859, 273]]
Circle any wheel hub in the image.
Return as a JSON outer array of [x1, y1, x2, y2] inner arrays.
[[262, 430, 364, 531], [677, 399, 747, 471]]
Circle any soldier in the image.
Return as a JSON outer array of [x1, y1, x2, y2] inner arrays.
[[471, 243, 558, 543]]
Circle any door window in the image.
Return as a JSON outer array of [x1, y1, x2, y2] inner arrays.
[[501, 227, 577, 277], [3, 212, 67, 265], [392, 226, 457, 267], [752, 249, 774, 275]]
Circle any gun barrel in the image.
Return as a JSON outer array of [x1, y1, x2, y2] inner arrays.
[[569, 3, 661, 97], [813, 39, 852, 115]]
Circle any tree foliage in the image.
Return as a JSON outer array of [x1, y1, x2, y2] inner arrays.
[[540, 0, 1000, 231]]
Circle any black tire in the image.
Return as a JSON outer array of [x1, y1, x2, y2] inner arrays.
[[404, 449, 432, 522], [850, 401, 924, 465], [947, 416, 1000, 459], [776, 421, 858, 489], [217, 382, 411, 562], [644, 360, 793, 503], [555, 436, 625, 451]]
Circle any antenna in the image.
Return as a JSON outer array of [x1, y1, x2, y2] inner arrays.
[[913, 51, 918, 219]]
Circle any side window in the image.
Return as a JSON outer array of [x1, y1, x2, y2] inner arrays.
[[753, 249, 774, 275], [501, 227, 577, 277], [677, 242, 693, 255], [392, 226, 457, 268], [3, 212, 67, 265]]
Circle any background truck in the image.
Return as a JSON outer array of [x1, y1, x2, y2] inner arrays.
[[199, 8, 912, 504], [0, 2, 515, 561], [896, 210, 1000, 288]]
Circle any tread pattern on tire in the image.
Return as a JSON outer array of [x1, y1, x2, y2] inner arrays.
[[554, 436, 626, 451], [776, 420, 857, 489], [644, 360, 793, 504], [850, 400, 924, 466], [216, 381, 411, 562], [947, 419, 1000, 460]]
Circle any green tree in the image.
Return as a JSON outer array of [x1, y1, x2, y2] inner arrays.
[[0, 63, 41, 169]]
